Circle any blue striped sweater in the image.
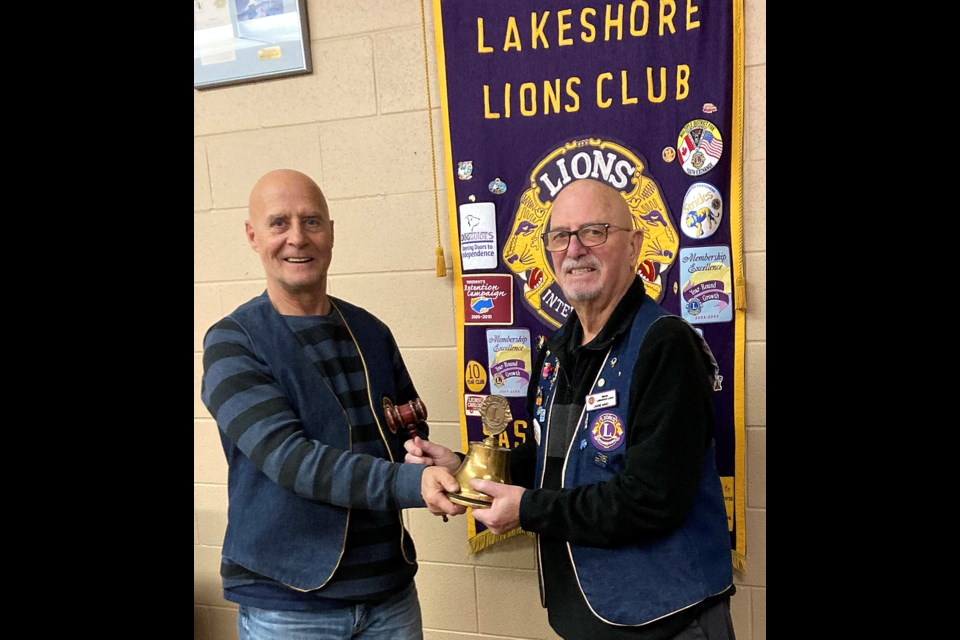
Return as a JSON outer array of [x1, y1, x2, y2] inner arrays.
[[201, 293, 427, 609]]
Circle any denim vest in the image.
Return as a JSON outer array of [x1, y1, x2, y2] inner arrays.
[[221, 294, 412, 591], [533, 296, 732, 625]]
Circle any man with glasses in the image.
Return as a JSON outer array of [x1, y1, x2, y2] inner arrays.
[[201, 169, 465, 639], [408, 178, 735, 639]]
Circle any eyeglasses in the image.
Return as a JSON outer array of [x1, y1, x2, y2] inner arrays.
[[540, 223, 632, 252]]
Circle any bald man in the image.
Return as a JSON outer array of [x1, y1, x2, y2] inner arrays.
[[202, 169, 464, 640], [408, 179, 735, 639]]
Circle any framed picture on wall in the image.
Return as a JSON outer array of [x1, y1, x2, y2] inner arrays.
[[194, 0, 311, 90]]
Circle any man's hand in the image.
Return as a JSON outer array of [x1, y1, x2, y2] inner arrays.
[[405, 436, 462, 473], [421, 466, 467, 518], [468, 479, 524, 534]]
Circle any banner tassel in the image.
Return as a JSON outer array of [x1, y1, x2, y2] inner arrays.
[[436, 246, 447, 277], [732, 550, 747, 573], [734, 276, 747, 311], [420, 0, 447, 279]]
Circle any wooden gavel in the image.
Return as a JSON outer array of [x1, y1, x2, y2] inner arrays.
[[382, 398, 428, 439], [384, 397, 449, 520]]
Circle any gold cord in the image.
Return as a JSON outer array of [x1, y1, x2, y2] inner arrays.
[[419, 0, 446, 277]]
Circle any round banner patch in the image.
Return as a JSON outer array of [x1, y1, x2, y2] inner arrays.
[[680, 182, 723, 240], [676, 119, 723, 177], [589, 411, 625, 451], [464, 360, 487, 393]]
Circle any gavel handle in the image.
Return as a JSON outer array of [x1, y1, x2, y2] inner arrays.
[[407, 419, 427, 440]]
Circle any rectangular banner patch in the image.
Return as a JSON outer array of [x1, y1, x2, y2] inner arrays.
[[463, 274, 514, 325]]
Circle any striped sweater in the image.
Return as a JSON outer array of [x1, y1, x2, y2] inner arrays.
[[201, 295, 426, 609]]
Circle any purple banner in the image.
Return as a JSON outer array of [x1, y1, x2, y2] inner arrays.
[[436, 0, 745, 564]]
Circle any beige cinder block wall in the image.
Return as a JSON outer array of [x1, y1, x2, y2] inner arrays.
[[194, 1, 766, 639]]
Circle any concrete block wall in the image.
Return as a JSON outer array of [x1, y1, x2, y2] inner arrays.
[[194, 1, 765, 638]]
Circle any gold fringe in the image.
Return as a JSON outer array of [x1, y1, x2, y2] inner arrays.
[[734, 276, 747, 310], [732, 550, 747, 573], [468, 528, 535, 555], [436, 246, 447, 277]]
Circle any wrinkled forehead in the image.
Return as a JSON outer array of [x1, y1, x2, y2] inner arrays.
[[549, 180, 630, 228], [251, 179, 329, 221]]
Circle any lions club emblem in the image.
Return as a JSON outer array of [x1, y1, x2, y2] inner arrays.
[[589, 411, 625, 451], [501, 137, 679, 329]]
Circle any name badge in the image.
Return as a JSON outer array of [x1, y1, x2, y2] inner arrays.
[[585, 390, 617, 411]]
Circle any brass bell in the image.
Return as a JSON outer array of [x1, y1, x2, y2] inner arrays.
[[446, 435, 513, 507], [446, 394, 513, 508]]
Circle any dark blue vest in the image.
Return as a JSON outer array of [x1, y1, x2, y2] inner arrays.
[[533, 295, 732, 625], [221, 293, 414, 591]]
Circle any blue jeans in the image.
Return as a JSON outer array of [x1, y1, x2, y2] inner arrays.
[[238, 582, 423, 640]]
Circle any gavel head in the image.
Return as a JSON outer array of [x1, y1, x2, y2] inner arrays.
[[382, 397, 428, 438]]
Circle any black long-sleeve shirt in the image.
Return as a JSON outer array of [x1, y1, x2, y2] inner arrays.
[[513, 278, 733, 639]]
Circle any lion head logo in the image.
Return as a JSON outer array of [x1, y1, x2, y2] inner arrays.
[[501, 137, 679, 328]]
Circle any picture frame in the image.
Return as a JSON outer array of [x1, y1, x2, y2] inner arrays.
[[194, 0, 312, 90]]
